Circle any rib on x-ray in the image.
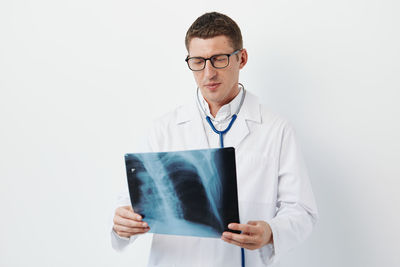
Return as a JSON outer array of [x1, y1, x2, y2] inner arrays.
[[124, 147, 240, 238]]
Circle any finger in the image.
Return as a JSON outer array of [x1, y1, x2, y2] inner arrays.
[[114, 217, 148, 228], [115, 231, 132, 238], [117, 207, 139, 220], [221, 235, 255, 250], [113, 224, 150, 233], [117, 207, 142, 221], [119, 205, 134, 213], [115, 229, 148, 238], [222, 231, 258, 245], [125, 206, 134, 212], [120, 205, 133, 210], [113, 224, 150, 234], [228, 223, 258, 235]]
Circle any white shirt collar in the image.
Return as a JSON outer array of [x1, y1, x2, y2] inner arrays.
[[197, 86, 243, 122]]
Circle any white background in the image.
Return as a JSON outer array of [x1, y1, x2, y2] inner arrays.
[[1, 0, 399, 266]]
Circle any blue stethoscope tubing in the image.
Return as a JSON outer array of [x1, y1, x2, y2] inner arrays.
[[205, 114, 237, 148], [197, 83, 246, 267]]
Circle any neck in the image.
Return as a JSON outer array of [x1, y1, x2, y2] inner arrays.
[[208, 105, 219, 118], [206, 85, 240, 117]]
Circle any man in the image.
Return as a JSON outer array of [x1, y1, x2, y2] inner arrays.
[[112, 12, 318, 266]]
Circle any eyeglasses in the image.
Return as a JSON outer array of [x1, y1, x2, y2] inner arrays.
[[185, 49, 241, 71]]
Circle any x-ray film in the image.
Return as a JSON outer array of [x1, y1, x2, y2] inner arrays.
[[124, 147, 240, 238]]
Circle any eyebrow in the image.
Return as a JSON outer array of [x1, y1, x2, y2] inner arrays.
[[188, 52, 232, 58]]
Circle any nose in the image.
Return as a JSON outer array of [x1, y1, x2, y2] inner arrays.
[[203, 60, 217, 80]]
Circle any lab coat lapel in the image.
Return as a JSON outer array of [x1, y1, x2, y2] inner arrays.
[[223, 91, 261, 148], [175, 98, 209, 150], [223, 114, 249, 148]]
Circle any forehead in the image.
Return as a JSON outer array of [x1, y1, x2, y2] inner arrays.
[[188, 35, 234, 57]]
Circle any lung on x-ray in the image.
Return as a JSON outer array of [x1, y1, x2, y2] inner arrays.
[[124, 147, 240, 238]]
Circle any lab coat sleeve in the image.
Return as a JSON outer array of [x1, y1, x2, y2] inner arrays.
[[260, 122, 318, 265], [110, 187, 140, 251], [110, 124, 158, 251]]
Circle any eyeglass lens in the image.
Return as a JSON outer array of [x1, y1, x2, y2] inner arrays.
[[188, 55, 229, 71]]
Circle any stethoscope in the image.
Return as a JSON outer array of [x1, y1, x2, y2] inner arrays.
[[196, 83, 246, 148], [196, 82, 246, 267]]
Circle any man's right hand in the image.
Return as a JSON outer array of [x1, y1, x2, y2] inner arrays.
[[113, 206, 150, 238]]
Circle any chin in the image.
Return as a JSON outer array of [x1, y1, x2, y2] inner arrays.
[[203, 90, 220, 98], [200, 86, 228, 102]]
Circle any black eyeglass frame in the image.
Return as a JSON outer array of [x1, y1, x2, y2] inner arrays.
[[185, 49, 242, 71]]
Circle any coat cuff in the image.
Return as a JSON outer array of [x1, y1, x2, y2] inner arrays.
[[111, 228, 139, 251], [258, 220, 280, 265]]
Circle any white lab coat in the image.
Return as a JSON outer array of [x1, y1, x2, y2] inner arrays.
[[111, 90, 318, 267]]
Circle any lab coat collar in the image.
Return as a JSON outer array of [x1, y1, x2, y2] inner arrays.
[[239, 90, 262, 124], [197, 88, 244, 122], [175, 89, 261, 149], [175, 90, 261, 125]]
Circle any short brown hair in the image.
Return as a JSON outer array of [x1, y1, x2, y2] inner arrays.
[[185, 12, 243, 52]]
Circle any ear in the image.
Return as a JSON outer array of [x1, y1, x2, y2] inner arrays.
[[239, 49, 248, 69]]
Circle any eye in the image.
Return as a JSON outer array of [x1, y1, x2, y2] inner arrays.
[[191, 58, 204, 65], [212, 55, 227, 62]]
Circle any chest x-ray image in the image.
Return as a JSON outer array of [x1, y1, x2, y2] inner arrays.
[[124, 147, 240, 238]]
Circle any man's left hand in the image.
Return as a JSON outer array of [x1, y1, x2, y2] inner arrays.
[[221, 220, 273, 250]]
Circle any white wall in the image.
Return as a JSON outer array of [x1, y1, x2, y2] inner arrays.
[[1, 1, 399, 266]]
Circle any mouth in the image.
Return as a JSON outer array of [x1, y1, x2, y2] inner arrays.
[[204, 83, 221, 91]]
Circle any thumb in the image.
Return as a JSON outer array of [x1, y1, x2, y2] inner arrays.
[[123, 205, 134, 212]]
